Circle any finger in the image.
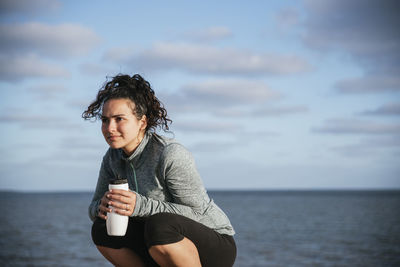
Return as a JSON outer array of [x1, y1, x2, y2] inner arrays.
[[108, 193, 131, 204], [100, 199, 109, 208], [97, 212, 107, 220], [104, 191, 112, 199], [101, 193, 112, 204], [97, 207, 108, 220], [110, 189, 134, 197], [113, 205, 133, 216], [99, 204, 112, 214], [101, 191, 111, 201], [108, 200, 129, 210], [100, 198, 108, 206]]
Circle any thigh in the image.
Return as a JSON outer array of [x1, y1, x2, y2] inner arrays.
[[144, 213, 236, 267]]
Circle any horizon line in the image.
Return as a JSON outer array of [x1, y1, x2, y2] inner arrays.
[[1, 188, 400, 194]]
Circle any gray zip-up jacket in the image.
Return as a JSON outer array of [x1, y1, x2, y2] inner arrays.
[[88, 131, 235, 236]]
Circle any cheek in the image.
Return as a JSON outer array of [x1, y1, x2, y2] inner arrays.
[[120, 121, 135, 133]]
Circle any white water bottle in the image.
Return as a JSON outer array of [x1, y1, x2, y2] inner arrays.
[[106, 179, 129, 236]]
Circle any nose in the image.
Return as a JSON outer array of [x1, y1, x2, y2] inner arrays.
[[103, 119, 117, 133]]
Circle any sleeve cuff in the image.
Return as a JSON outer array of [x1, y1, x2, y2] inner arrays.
[[131, 192, 142, 217]]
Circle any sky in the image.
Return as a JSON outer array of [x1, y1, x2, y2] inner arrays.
[[0, 0, 399, 192]]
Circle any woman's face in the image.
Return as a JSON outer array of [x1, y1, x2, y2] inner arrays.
[[101, 98, 147, 156]]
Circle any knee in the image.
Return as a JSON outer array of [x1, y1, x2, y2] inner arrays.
[[148, 243, 169, 257], [148, 237, 201, 267], [147, 243, 172, 267]]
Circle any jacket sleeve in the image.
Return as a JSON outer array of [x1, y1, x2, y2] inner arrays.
[[88, 152, 113, 221], [131, 143, 212, 222]]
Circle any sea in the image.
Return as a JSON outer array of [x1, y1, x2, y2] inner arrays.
[[0, 190, 399, 267]]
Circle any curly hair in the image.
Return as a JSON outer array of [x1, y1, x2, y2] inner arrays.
[[82, 74, 172, 132]]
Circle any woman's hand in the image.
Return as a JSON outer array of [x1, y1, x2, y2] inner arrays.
[[97, 191, 112, 220], [107, 189, 137, 217]]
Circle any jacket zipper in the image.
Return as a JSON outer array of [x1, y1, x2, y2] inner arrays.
[[129, 162, 139, 193]]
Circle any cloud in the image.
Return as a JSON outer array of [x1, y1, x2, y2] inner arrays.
[[0, 54, 69, 81], [312, 118, 400, 135], [330, 136, 400, 157], [0, 22, 100, 81], [198, 158, 400, 189], [103, 42, 311, 76], [103, 46, 137, 63], [181, 79, 279, 104], [0, 114, 83, 130], [251, 105, 308, 117], [0, 22, 101, 58], [335, 74, 400, 94], [79, 62, 118, 76], [0, 114, 56, 123], [275, 7, 300, 29], [172, 120, 239, 133], [28, 83, 68, 100], [360, 102, 400, 116], [0, 0, 61, 15], [188, 141, 237, 153], [303, 0, 400, 93], [303, 0, 400, 67], [160, 79, 280, 116], [182, 26, 233, 42], [160, 79, 308, 121], [58, 137, 105, 151], [208, 104, 308, 118]]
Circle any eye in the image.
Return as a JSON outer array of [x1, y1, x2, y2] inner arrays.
[[101, 117, 108, 123], [116, 117, 123, 122]]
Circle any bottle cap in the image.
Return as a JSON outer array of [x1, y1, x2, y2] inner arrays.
[[109, 179, 128, 185]]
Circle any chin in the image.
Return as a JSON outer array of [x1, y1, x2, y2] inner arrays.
[[107, 142, 123, 149]]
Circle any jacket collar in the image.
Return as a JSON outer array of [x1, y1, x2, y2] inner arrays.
[[120, 131, 151, 166]]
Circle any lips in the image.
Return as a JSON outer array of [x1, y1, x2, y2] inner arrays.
[[108, 135, 121, 141]]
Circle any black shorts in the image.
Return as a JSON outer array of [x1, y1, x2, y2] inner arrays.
[[91, 212, 236, 267]]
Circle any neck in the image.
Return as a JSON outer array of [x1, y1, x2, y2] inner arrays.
[[123, 131, 146, 156]]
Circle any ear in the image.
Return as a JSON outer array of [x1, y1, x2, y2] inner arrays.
[[140, 115, 147, 130]]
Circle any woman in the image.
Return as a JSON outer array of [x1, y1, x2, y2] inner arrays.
[[82, 74, 236, 267]]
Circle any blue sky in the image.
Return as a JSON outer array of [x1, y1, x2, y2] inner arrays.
[[0, 0, 399, 191]]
